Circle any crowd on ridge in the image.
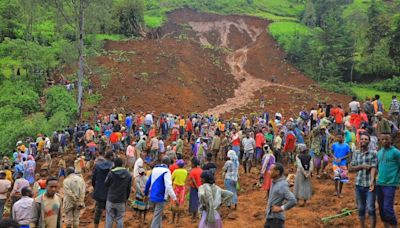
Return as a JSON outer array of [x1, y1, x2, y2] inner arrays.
[[0, 94, 399, 228]]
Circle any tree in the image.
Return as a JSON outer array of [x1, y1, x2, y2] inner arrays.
[[366, 0, 390, 52], [49, 0, 93, 120], [311, 4, 355, 81], [301, 0, 317, 27], [114, 0, 145, 37], [0, 0, 22, 41], [389, 15, 400, 72]]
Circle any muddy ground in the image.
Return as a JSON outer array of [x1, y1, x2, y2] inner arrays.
[[78, 8, 400, 228]]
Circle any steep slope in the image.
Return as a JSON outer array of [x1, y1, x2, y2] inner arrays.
[[90, 8, 350, 117]]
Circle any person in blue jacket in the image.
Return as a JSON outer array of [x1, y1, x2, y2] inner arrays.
[[145, 156, 177, 228]]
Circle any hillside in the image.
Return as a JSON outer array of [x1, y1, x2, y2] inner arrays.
[[88, 8, 350, 117]]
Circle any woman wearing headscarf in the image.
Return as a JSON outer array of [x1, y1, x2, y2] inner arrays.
[[222, 150, 239, 209], [24, 155, 36, 184], [132, 167, 148, 224], [198, 170, 233, 228], [294, 144, 313, 207]]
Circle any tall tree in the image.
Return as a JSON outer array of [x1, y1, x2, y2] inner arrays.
[[49, 0, 93, 119], [389, 15, 400, 72], [366, 0, 390, 52]]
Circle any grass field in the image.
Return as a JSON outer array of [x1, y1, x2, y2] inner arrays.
[[351, 86, 399, 109], [92, 34, 125, 41], [143, 0, 305, 28], [268, 21, 312, 49]]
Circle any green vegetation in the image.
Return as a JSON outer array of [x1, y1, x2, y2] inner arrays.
[[368, 76, 400, 93], [0, 80, 76, 155], [143, 0, 305, 27], [351, 86, 399, 108], [44, 86, 77, 118], [90, 34, 125, 41], [266, 0, 400, 89], [268, 22, 312, 51], [144, 15, 165, 28]]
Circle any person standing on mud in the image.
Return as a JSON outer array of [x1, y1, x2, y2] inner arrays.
[[198, 170, 233, 228], [242, 131, 255, 173], [145, 156, 177, 228], [104, 157, 132, 228], [30, 177, 63, 228], [310, 125, 329, 179], [91, 152, 114, 228], [265, 163, 297, 228], [332, 132, 351, 198], [222, 150, 239, 209], [373, 133, 400, 228], [63, 167, 86, 228], [349, 134, 377, 228], [230, 128, 241, 158]]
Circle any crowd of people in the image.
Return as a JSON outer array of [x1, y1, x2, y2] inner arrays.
[[0, 94, 399, 228]]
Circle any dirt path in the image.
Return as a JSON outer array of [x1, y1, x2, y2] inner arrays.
[[188, 19, 305, 116]]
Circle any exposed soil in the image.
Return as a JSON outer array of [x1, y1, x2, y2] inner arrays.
[[81, 8, 400, 228], [90, 8, 349, 117]]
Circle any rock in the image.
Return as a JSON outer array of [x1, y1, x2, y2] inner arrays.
[[253, 211, 264, 220], [227, 213, 237, 220]]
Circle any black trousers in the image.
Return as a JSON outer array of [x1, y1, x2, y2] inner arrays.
[[264, 218, 284, 228]]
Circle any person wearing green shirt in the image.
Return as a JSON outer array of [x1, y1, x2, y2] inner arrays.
[[373, 133, 400, 227]]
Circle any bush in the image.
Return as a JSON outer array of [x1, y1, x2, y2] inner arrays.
[[0, 80, 39, 114], [45, 111, 71, 134], [44, 86, 77, 119], [370, 76, 400, 93], [0, 105, 23, 123], [320, 81, 355, 96], [114, 0, 145, 37]]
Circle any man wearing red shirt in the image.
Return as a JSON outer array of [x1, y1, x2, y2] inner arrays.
[[331, 104, 344, 133], [231, 129, 241, 157], [109, 131, 119, 152], [255, 129, 266, 165], [186, 118, 193, 143]]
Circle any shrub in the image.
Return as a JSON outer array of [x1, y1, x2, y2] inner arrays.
[[44, 86, 77, 119], [0, 80, 40, 114], [371, 76, 400, 93]]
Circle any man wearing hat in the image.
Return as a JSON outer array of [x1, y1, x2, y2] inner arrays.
[[145, 156, 177, 228]]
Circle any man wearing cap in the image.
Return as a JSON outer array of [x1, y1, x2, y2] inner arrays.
[[375, 112, 391, 137], [145, 156, 177, 228]]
